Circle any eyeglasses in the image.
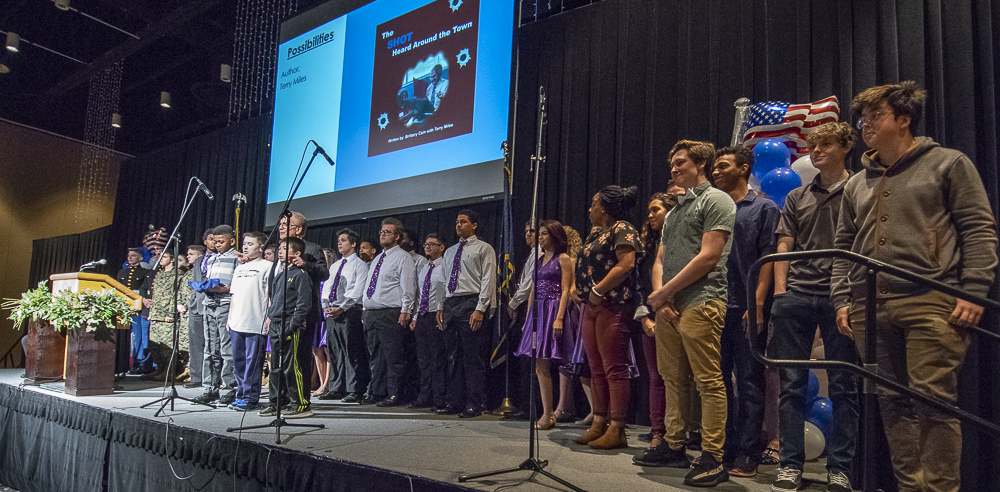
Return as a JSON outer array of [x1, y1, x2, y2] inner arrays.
[[424, 242, 443, 247], [379, 230, 396, 236], [856, 110, 896, 130]]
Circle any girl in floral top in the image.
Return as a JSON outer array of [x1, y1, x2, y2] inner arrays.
[[573, 185, 641, 450]]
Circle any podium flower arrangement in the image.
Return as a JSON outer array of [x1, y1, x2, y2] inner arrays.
[[4, 281, 132, 331]]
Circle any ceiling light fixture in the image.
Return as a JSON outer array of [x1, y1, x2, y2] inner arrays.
[[55, 0, 71, 11], [220, 64, 232, 83], [160, 91, 171, 108], [5, 32, 19, 52], [111, 113, 122, 128]]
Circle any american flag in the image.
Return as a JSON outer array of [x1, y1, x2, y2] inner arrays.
[[741, 96, 840, 157]]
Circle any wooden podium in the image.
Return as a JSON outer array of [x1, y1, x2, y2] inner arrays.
[[31, 273, 142, 396]]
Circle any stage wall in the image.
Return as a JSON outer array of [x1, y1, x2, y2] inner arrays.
[[0, 120, 123, 369]]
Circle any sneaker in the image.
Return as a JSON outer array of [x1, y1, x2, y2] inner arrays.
[[730, 455, 758, 478], [217, 392, 237, 406], [192, 392, 219, 404], [771, 467, 802, 492], [685, 452, 728, 487], [632, 439, 690, 468], [229, 398, 248, 410], [283, 404, 313, 419], [257, 404, 279, 417], [827, 471, 852, 492]]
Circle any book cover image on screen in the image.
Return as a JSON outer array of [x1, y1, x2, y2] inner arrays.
[[368, 0, 479, 157]]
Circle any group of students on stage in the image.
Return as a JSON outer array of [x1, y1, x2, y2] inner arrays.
[[116, 81, 995, 492]]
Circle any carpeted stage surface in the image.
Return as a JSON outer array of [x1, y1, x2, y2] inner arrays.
[[0, 369, 834, 491]]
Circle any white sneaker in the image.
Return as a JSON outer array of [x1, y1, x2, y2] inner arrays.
[[771, 467, 802, 492]]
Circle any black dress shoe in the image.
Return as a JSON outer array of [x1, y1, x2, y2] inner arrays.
[[501, 410, 529, 421], [318, 391, 346, 400], [341, 393, 361, 403], [192, 392, 219, 404], [458, 407, 484, 418], [407, 399, 432, 409], [359, 394, 382, 405], [435, 405, 462, 415], [376, 395, 403, 407]]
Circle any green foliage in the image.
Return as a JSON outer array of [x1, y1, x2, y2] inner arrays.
[[3, 282, 133, 332], [2, 281, 54, 330]]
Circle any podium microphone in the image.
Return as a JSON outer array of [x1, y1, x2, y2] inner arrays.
[[312, 142, 335, 166], [193, 177, 215, 200], [80, 259, 107, 271]]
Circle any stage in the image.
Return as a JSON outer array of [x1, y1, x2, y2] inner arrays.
[[0, 369, 834, 491]]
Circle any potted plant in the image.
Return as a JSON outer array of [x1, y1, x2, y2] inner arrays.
[[3, 281, 63, 381], [5, 282, 133, 394]]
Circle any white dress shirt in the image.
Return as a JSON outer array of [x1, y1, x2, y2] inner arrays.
[[361, 245, 417, 312], [508, 248, 538, 310], [410, 250, 429, 279], [320, 253, 366, 311], [443, 235, 497, 312], [415, 257, 446, 320], [426, 78, 449, 111]]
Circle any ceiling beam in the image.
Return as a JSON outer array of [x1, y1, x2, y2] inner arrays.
[[39, 0, 229, 105]]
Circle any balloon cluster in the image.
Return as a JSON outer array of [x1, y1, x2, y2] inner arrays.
[[803, 369, 834, 460], [749, 139, 813, 209]]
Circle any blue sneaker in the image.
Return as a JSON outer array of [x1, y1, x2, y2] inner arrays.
[[229, 398, 248, 411]]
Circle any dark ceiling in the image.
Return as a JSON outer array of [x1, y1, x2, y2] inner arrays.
[[0, 0, 320, 156]]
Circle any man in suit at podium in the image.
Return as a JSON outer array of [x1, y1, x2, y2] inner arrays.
[[117, 248, 153, 375]]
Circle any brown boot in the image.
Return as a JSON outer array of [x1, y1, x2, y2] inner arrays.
[[588, 421, 627, 450], [574, 419, 609, 445]]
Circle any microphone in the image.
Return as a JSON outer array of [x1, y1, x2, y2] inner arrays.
[[80, 259, 107, 270], [313, 143, 335, 166], [194, 177, 215, 200]]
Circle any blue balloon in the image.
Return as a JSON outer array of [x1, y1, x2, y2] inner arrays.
[[751, 139, 792, 180], [807, 397, 834, 437], [805, 370, 820, 406], [760, 168, 802, 209]]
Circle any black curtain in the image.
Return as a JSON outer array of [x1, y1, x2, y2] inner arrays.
[[28, 226, 113, 287], [0, 385, 111, 492], [0, 384, 471, 492], [108, 115, 272, 264], [513, 0, 1000, 489]]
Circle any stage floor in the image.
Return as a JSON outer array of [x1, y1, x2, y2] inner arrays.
[[0, 369, 836, 491]]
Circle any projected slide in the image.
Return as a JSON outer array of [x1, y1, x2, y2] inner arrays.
[[267, 0, 513, 225], [368, 0, 478, 156]]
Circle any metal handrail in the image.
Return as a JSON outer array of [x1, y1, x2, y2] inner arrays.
[[0, 334, 25, 369], [746, 249, 1000, 491]]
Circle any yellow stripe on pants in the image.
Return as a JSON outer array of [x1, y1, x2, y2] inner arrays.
[[291, 332, 306, 410]]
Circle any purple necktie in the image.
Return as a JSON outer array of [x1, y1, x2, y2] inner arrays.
[[419, 262, 436, 315], [201, 253, 214, 274], [328, 259, 347, 303], [448, 240, 467, 294], [366, 253, 386, 298]]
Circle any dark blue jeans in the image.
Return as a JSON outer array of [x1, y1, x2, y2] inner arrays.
[[768, 290, 859, 474], [720, 306, 767, 460]]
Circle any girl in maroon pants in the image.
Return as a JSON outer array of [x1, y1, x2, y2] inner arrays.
[[573, 185, 641, 450]]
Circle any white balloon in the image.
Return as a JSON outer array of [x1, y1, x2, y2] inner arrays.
[[791, 155, 819, 184], [804, 421, 826, 460]]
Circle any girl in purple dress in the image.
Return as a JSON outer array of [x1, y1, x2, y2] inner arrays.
[[514, 220, 576, 430]]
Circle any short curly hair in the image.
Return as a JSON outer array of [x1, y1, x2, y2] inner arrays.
[[851, 80, 928, 131], [805, 121, 856, 154]]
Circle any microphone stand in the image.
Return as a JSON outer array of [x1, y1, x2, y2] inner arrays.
[[459, 87, 583, 492], [142, 178, 214, 415], [226, 142, 326, 443]]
